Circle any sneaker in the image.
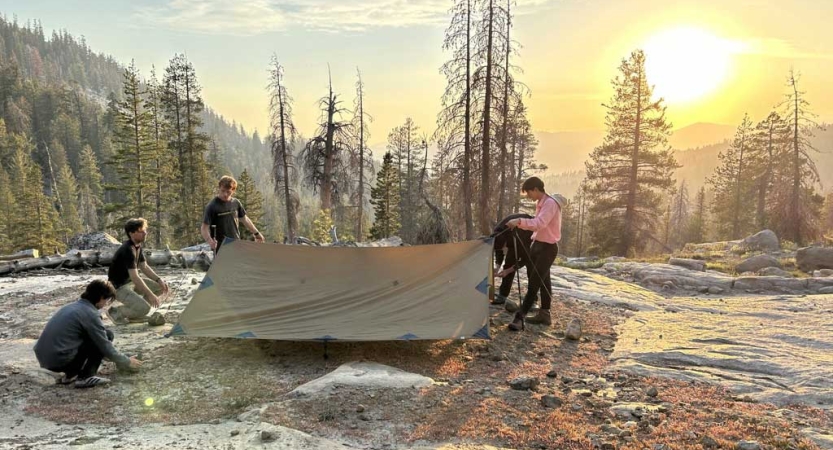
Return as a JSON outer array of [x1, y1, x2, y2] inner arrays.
[[104, 306, 129, 325], [491, 293, 508, 305], [504, 299, 520, 313], [75, 376, 111, 388], [56, 374, 77, 385]]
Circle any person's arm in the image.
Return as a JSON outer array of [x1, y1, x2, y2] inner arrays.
[[241, 216, 265, 243], [81, 311, 133, 369], [139, 261, 168, 294], [200, 223, 217, 250], [518, 199, 558, 232]]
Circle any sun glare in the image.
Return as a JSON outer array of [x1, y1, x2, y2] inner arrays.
[[642, 27, 744, 105]]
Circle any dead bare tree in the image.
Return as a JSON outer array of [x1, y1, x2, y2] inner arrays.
[[268, 55, 300, 242]]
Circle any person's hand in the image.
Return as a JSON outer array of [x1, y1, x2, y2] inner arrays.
[[158, 279, 169, 294], [254, 232, 265, 243], [208, 238, 217, 251], [148, 293, 161, 308], [496, 267, 515, 278], [128, 356, 143, 369], [506, 219, 520, 229]]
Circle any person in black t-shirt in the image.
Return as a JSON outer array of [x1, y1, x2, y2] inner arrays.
[[106, 218, 169, 324], [201, 175, 264, 253]]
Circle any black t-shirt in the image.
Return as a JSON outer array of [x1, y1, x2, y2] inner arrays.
[[203, 197, 247, 246], [108, 240, 145, 289]]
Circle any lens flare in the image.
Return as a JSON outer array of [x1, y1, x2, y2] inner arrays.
[[145, 398, 154, 407]]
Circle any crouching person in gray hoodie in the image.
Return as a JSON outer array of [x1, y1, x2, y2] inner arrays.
[[34, 280, 143, 388]]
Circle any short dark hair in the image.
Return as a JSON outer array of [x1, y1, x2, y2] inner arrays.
[[80, 280, 117, 304], [124, 218, 148, 238], [521, 176, 545, 193]]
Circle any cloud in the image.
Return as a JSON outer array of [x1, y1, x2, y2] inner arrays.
[[134, 0, 555, 35]]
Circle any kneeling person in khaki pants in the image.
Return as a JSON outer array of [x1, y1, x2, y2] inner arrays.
[[106, 218, 169, 324]]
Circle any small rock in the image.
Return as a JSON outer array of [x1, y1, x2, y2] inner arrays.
[[601, 425, 622, 435], [230, 430, 240, 437], [191, 278, 199, 284], [708, 286, 724, 295], [661, 281, 676, 290], [209, 418, 221, 425], [509, 376, 539, 391], [541, 395, 562, 408], [601, 443, 616, 450], [260, 430, 276, 442], [623, 421, 638, 429], [813, 269, 833, 277], [356, 404, 365, 413], [818, 287, 833, 295], [571, 403, 583, 411], [359, 413, 370, 421], [546, 369, 558, 378], [619, 430, 632, 438], [736, 441, 761, 450], [701, 435, 718, 448], [565, 319, 582, 341], [147, 312, 166, 326], [653, 445, 669, 450], [646, 386, 658, 398]]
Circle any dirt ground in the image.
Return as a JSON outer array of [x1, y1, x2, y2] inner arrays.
[[1, 267, 831, 449]]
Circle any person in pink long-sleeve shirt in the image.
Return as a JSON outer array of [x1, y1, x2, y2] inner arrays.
[[504, 176, 564, 331]]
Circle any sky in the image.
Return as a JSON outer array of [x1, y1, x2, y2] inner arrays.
[[2, 0, 831, 147]]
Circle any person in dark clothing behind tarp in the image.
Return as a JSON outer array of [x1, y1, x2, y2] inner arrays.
[[34, 280, 143, 388], [201, 175, 264, 253], [491, 213, 533, 313]]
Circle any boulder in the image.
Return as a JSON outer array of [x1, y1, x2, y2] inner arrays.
[[735, 255, 781, 274], [668, 258, 705, 272], [68, 232, 121, 250], [813, 269, 833, 277], [757, 267, 792, 278], [741, 230, 780, 252], [797, 247, 833, 272], [733, 277, 808, 293]]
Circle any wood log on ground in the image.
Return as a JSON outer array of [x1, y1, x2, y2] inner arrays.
[[0, 249, 214, 276], [0, 249, 39, 261]]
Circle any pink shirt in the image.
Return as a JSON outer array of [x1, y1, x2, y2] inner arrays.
[[518, 195, 562, 244]]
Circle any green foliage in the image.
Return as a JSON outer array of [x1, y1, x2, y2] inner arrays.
[[370, 152, 401, 240], [311, 209, 334, 244], [236, 169, 264, 240]]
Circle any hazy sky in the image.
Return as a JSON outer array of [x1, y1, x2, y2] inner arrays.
[[2, 0, 831, 146]]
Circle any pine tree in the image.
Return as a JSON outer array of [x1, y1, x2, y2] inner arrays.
[[267, 56, 300, 243], [77, 144, 103, 231], [389, 118, 424, 243], [685, 187, 708, 244], [236, 169, 264, 241], [302, 69, 352, 213], [0, 167, 15, 252], [669, 180, 690, 249], [752, 112, 789, 230], [146, 65, 176, 246], [370, 152, 401, 239], [108, 61, 157, 222], [9, 145, 63, 253], [771, 70, 824, 245], [708, 114, 756, 240], [55, 164, 83, 240], [584, 50, 678, 256], [311, 209, 334, 244], [823, 191, 833, 238]]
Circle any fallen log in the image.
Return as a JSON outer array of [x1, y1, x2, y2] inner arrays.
[[0, 249, 214, 276], [0, 249, 39, 261]]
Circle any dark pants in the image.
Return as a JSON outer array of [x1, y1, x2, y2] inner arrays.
[[519, 242, 558, 316], [54, 329, 114, 379]]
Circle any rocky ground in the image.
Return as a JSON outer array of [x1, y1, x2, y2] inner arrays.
[[1, 255, 832, 449]]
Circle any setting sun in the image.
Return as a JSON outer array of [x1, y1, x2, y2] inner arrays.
[[642, 27, 745, 105]]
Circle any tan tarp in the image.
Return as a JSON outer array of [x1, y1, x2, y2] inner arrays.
[[171, 239, 492, 341]]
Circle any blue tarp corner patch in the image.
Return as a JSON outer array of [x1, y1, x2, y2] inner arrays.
[[472, 324, 490, 340], [314, 335, 337, 341], [475, 277, 489, 295], [236, 331, 257, 338], [398, 333, 419, 340], [169, 323, 185, 336], [197, 275, 214, 291]]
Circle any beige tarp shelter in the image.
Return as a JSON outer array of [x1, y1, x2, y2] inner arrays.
[[170, 239, 493, 341]]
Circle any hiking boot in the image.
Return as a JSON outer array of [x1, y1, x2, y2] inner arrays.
[[104, 306, 129, 325], [75, 376, 110, 388], [507, 312, 525, 331], [504, 299, 520, 313], [56, 374, 77, 385], [526, 309, 552, 326], [491, 293, 508, 305]]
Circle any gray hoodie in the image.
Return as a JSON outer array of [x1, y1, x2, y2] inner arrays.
[[33, 299, 130, 370]]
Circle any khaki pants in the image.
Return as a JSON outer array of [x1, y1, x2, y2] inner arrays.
[[115, 277, 162, 320]]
